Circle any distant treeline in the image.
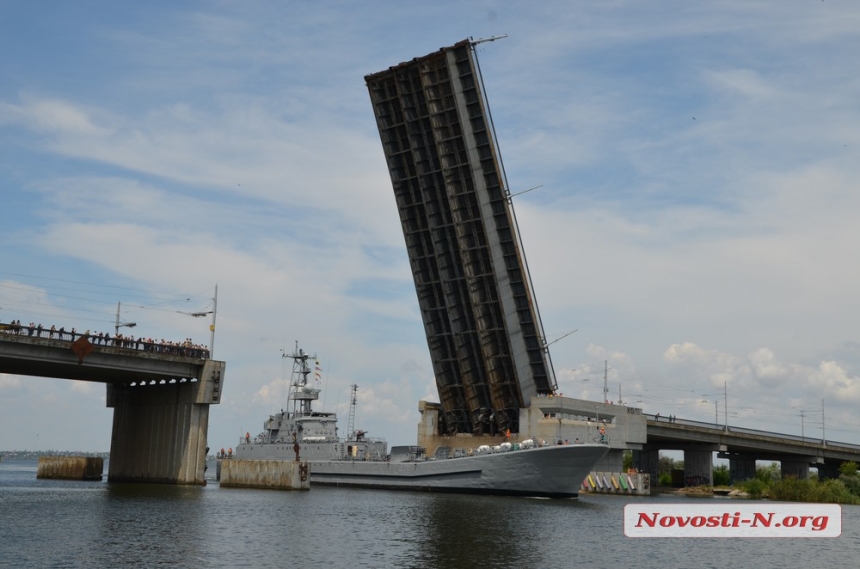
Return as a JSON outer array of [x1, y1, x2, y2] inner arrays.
[[1, 450, 109, 460]]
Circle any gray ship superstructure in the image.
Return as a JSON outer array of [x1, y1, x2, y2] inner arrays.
[[234, 345, 388, 463]]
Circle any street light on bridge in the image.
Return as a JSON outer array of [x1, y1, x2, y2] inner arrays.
[[175, 284, 218, 359], [115, 302, 137, 336], [701, 400, 719, 427], [702, 380, 728, 432]]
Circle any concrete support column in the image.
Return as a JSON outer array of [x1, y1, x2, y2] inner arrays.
[[683, 448, 713, 487], [780, 460, 809, 480], [107, 360, 225, 485], [633, 449, 659, 483], [729, 457, 757, 484], [815, 462, 841, 480]]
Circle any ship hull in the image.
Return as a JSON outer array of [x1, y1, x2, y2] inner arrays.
[[309, 445, 608, 498], [302, 444, 608, 498]]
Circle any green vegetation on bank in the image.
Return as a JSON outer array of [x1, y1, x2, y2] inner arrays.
[[736, 460, 860, 504], [624, 451, 860, 504], [713, 464, 730, 486]]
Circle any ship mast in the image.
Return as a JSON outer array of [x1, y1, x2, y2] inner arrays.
[[347, 384, 358, 440], [283, 342, 318, 417]]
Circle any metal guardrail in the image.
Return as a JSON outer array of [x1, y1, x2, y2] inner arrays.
[[644, 413, 860, 451], [1, 321, 209, 360]]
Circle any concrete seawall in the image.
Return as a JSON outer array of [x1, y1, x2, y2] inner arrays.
[[219, 459, 310, 491], [37, 457, 104, 481]]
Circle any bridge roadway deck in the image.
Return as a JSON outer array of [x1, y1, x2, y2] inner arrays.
[[0, 330, 225, 485], [645, 415, 860, 464], [0, 331, 207, 384]]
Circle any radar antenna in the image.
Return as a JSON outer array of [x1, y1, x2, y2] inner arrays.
[[283, 341, 318, 416]]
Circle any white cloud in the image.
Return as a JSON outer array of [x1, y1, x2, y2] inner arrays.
[[747, 348, 788, 381], [0, 97, 109, 135], [807, 361, 860, 404], [704, 68, 779, 100]]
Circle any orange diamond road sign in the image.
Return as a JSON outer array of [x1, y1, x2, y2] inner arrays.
[[70, 336, 94, 364]]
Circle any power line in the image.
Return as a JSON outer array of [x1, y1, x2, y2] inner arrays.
[[0, 273, 207, 306], [0, 271, 189, 297]]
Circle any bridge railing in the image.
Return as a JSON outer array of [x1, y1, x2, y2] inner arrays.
[[645, 413, 860, 452], [0, 321, 210, 360]]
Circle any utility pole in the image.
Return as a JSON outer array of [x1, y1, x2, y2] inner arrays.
[[603, 360, 608, 404], [800, 410, 805, 440], [821, 399, 826, 447], [723, 381, 728, 432]]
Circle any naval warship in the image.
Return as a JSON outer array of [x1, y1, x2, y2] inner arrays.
[[223, 345, 608, 498]]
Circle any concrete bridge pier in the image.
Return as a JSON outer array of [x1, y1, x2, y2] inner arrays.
[[729, 456, 757, 484], [780, 459, 810, 480], [106, 360, 225, 485], [683, 447, 714, 487], [816, 462, 842, 480], [632, 449, 660, 482]]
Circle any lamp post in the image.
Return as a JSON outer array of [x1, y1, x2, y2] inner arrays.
[[176, 284, 218, 358], [543, 328, 577, 394], [702, 381, 728, 432], [702, 400, 719, 427], [114, 302, 137, 336]]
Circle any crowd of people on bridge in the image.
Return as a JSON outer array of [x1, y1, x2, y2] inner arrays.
[[1, 319, 210, 359]]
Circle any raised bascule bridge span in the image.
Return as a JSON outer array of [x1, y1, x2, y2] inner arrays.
[[638, 415, 860, 486], [0, 326, 225, 485]]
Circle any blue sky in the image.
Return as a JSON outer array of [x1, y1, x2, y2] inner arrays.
[[2, 1, 859, 451]]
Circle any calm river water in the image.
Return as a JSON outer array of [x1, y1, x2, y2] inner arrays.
[[1, 459, 858, 568]]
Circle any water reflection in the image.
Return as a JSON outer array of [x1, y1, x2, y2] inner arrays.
[[90, 483, 207, 565], [2, 461, 859, 569]]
